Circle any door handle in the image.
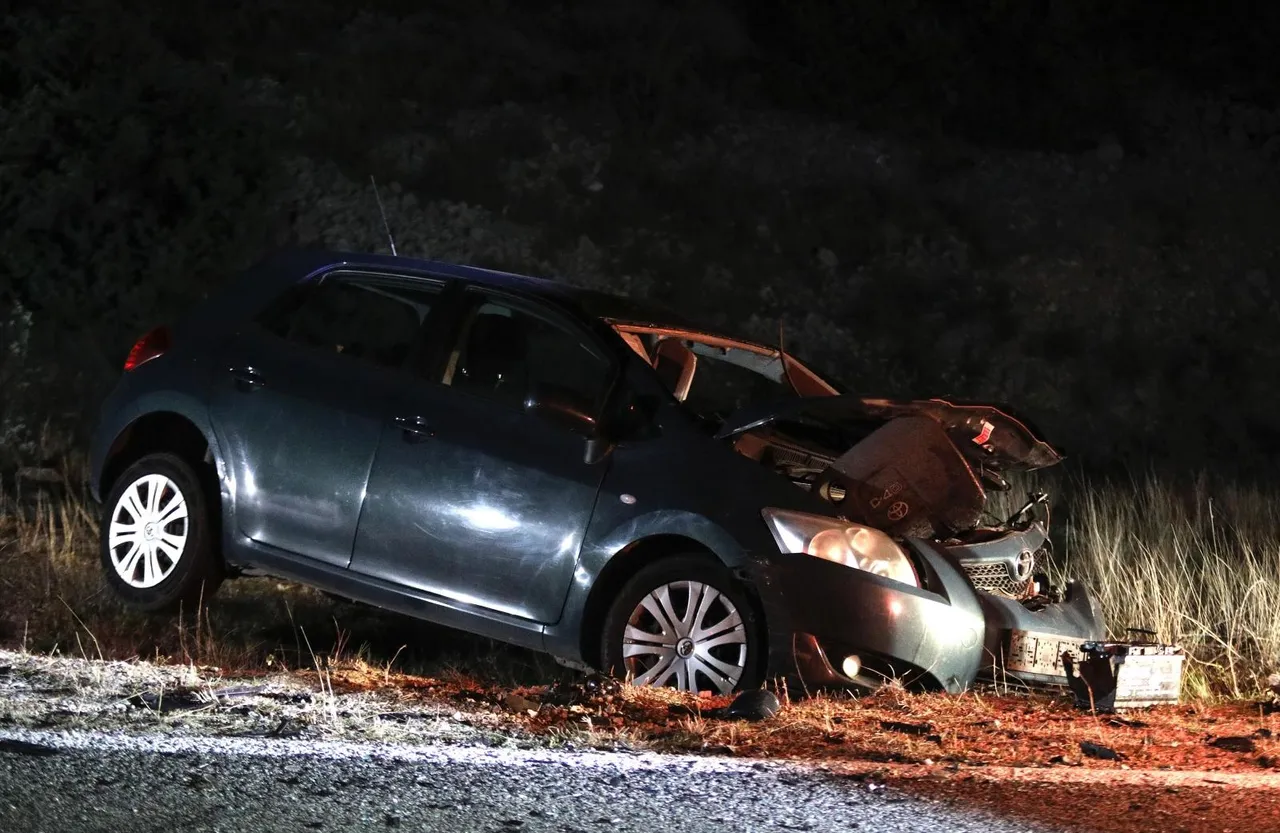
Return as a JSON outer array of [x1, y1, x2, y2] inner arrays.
[[229, 366, 265, 391], [393, 415, 434, 441]]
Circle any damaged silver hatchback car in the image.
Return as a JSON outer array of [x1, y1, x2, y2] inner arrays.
[[90, 249, 1104, 695]]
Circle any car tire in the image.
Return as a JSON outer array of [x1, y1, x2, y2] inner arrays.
[[600, 555, 764, 695], [100, 452, 223, 613]]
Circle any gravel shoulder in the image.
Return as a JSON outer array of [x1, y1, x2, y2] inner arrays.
[[4, 649, 1280, 832], [0, 726, 1035, 833]]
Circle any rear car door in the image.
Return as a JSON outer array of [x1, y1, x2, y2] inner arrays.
[[207, 270, 446, 567], [348, 286, 617, 623]]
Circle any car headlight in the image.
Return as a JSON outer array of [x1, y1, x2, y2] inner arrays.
[[761, 507, 920, 588]]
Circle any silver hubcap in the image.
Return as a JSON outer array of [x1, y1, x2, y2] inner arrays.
[[622, 580, 748, 694], [108, 474, 189, 589]]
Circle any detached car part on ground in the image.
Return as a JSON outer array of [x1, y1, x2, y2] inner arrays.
[[89, 249, 1105, 697]]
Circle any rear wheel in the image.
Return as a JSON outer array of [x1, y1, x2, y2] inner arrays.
[[100, 452, 222, 612], [600, 556, 764, 695]]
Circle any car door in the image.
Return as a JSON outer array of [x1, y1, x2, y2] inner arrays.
[[348, 285, 617, 623], [207, 270, 446, 567]]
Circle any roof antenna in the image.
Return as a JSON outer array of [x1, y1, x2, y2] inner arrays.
[[370, 175, 398, 256], [777, 318, 802, 395]]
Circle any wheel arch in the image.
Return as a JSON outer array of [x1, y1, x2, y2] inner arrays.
[[576, 533, 767, 675], [98, 410, 218, 498], [98, 408, 229, 576]]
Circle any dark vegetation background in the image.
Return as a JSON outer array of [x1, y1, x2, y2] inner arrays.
[[3, 0, 1279, 479]]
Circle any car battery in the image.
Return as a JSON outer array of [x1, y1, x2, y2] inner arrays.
[[1063, 632, 1185, 711]]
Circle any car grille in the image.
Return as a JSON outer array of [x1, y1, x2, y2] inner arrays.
[[962, 559, 1034, 598]]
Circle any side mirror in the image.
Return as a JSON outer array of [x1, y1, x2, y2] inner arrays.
[[583, 435, 614, 465]]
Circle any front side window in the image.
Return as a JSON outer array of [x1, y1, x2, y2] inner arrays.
[[443, 294, 614, 417], [255, 274, 441, 370]]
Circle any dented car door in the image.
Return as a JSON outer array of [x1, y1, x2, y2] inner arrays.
[[347, 286, 617, 624]]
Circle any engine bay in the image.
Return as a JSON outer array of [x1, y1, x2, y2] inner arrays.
[[731, 419, 1061, 603]]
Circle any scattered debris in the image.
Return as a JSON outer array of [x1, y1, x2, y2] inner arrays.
[[1064, 635, 1185, 712], [542, 674, 621, 707], [2, 649, 1279, 776], [127, 689, 208, 713], [880, 720, 935, 737], [1107, 716, 1150, 729], [726, 689, 780, 721], [1080, 741, 1123, 761]]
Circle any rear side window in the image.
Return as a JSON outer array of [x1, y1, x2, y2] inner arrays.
[[255, 275, 441, 370], [443, 294, 614, 415]]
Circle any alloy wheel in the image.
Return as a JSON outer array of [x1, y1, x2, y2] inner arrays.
[[621, 580, 748, 694]]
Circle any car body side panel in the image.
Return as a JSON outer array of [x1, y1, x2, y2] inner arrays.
[[88, 349, 225, 502], [349, 387, 610, 624], [228, 535, 549, 652], [205, 327, 395, 569], [543, 388, 837, 661], [90, 387, 222, 500], [90, 251, 325, 502]]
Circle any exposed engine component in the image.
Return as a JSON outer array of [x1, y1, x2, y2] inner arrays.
[[726, 397, 1065, 605]]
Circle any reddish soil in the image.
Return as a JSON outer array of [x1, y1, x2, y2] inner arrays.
[[315, 665, 1280, 774], [303, 665, 1280, 832]]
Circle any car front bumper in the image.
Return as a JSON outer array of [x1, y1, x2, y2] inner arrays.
[[746, 541, 1106, 694]]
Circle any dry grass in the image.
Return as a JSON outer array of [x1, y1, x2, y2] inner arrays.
[[1, 455, 1278, 705], [1046, 471, 1280, 699]]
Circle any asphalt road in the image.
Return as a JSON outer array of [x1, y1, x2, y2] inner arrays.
[[0, 728, 1045, 833]]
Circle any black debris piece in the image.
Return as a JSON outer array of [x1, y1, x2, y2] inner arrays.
[[726, 689, 781, 721], [1080, 741, 1123, 761]]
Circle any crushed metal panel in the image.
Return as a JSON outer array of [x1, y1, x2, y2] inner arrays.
[[815, 415, 985, 538], [1064, 640, 1186, 711]]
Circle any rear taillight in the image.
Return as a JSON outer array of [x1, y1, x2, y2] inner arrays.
[[123, 325, 171, 372]]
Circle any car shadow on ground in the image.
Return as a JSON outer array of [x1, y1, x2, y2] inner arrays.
[[199, 577, 570, 687]]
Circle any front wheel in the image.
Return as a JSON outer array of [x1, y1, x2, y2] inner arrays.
[[600, 556, 764, 695], [100, 452, 222, 613]]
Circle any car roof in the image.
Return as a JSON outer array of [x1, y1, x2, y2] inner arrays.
[[263, 248, 717, 333]]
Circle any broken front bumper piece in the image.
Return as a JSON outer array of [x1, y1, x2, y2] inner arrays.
[[752, 540, 1107, 694], [1063, 638, 1186, 711]]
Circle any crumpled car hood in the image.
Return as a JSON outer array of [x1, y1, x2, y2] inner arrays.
[[714, 395, 1063, 472]]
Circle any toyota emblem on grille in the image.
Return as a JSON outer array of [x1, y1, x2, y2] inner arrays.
[[1014, 549, 1035, 581]]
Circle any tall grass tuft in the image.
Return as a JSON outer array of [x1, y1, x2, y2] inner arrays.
[[1048, 471, 1280, 698]]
